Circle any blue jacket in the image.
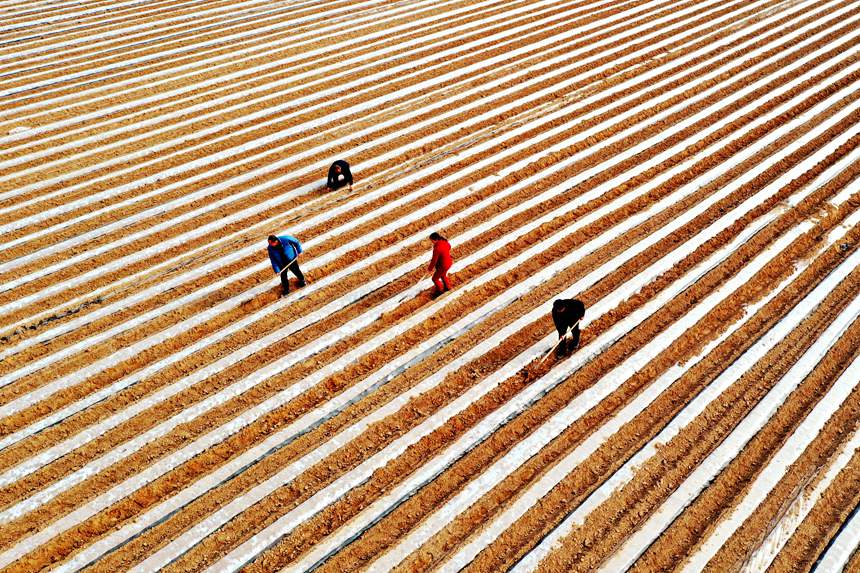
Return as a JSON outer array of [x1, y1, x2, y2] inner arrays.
[[268, 235, 302, 273]]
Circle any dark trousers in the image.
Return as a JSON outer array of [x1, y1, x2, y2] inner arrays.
[[328, 176, 351, 190], [280, 260, 305, 293], [555, 324, 581, 356]]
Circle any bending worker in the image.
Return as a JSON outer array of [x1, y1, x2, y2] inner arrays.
[[428, 232, 453, 297], [551, 298, 585, 357], [267, 234, 306, 296], [326, 159, 353, 191]]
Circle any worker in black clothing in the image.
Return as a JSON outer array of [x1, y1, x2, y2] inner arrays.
[[551, 298, 585, 357], [326, 159, 353, 191]]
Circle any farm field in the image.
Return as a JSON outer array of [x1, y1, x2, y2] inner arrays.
[[2, 0, 860, 570]]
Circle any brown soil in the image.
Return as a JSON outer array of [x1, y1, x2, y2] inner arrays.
[[4, 0, 860, 571]]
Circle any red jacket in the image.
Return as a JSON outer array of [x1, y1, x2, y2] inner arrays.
[[428, 239, 452, 272]]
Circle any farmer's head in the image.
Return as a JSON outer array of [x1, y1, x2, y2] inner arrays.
[[553, 300, 566, 312], [334, 164, 342, 174], [429, 232, 443, 242], [268, 235, 280, 246]]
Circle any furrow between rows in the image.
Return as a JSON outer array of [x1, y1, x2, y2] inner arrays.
[[1, 21, 852, 524], [354, 116, 860, 572], [0, 0, 740, 318], [0, 62, 832, 568], [0, 0, 848, 398], [0, 0, 788, 342], [579, 233, 860, 573], [453, 139, 860, 573], [0, 0, 812, 420], [147, 90, 860, 573], [0, 0, 373, 72]]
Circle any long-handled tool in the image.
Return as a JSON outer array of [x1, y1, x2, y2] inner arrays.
[[538, 319, 580, 364], [242, 253, 299, 307], [277, 256, 301, 293], [278, 257, 298, 277]]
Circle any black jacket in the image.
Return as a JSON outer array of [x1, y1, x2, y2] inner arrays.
[[552, 299, 585, 335], [327, 160, 353, 189]]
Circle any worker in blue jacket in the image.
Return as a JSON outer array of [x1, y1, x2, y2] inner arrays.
[[267, 234, 306, 296]]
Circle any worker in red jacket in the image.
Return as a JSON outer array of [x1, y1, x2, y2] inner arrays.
[[427, 232, 453, 297]]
